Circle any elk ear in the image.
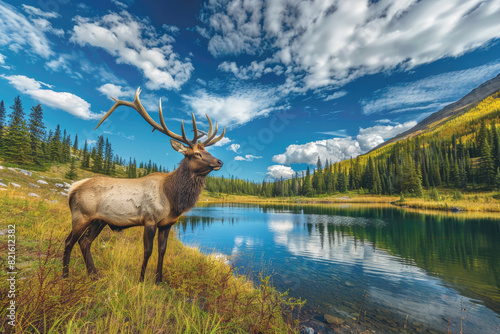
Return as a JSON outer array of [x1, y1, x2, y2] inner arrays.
[[170, 139, 189, 155]]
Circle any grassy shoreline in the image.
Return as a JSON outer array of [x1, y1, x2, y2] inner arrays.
[[200, 189, 500, 213]]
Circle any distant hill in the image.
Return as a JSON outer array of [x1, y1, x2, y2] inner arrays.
[[369, 72, 500, 152]]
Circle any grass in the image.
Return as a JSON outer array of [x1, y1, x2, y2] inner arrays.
[[0, 169, 304, 333]]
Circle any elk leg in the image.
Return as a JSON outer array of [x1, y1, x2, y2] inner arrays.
[[63, 220, 90, 278], [139, 225, 157, 282], [155, 225, 172, 284], [78, 220, 107, 277]]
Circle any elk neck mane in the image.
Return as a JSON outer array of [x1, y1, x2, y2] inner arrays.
[[163, 158, 206, 216]]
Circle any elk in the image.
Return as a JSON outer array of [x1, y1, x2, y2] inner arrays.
[[62, 88, 225, 284]]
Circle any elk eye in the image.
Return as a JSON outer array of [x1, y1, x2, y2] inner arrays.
[[194, 153, 202, 158]]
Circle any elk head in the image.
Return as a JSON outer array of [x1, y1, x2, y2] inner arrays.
[[94, 88, 225, 176]]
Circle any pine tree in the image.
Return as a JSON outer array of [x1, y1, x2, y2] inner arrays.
[[50, 125, 62, 162], [303, 166, 313, 196], [92, 135, 105, 173], [2, 96, 32, 165], [73, 134, 79, 153], [27, 104, 46, 165], [65, 157, 78, 180], [479, 139, 495, 187]]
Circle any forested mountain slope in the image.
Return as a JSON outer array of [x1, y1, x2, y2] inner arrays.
[[369, 73, 500, 152]]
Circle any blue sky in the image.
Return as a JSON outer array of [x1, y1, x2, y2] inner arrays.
[[1, 0, 500, 181]]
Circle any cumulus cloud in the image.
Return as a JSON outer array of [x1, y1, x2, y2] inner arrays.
[[266, 165, 296, 179], [361, 62, 500, 115], [273, 121, 416, 165], [234, 154, 262, 161], [203, 0, 500, 92], [97, 83, 135, 99], [272, 138, 362, 165], [202, 0, 263, 57], [2, 75, 102, 120], [0, 2, 53, 58], [227, 143, 240, 153], [356, 121, 417, 151], [71, 11, 193, 90], [183, 87, 282, 128], [212, 137, 232, 147]]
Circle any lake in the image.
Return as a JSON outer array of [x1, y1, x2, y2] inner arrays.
[[177, 203, 500, 333]]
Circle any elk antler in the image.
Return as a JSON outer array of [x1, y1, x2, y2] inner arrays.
[[95, 88, 226, 147]]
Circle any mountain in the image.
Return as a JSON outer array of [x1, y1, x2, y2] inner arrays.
[[369, 72, 500, 153]]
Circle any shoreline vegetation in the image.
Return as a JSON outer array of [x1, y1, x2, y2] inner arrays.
[[200, 189, 500, 214]]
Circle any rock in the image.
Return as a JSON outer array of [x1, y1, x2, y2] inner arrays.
[[10, 182, 21, 188], [60, 192, 68, 196], [0, 165, 4, 169], [0, 182, 7, 187], [37, 180, 48, 185], [300, 326, 315, 334], [63, 182, 72, 188], [29, 183, 40, 188], [19, 169, 32, 177], [39, 175, 45, 179], [45, 199, 57, 203], [324, 314, 345, 325], [28, 193, 40, 198], [345, 281, 355, 287], [451, 207, 461, 212], [55, 183, 65, 188], [8, 167, 17, 172], [50, 189, 57, 192]]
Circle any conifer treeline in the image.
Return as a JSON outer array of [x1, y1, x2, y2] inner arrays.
[[0, 96, 168, 178]]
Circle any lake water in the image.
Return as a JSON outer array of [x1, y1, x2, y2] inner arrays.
[[177, 203, 500, 333]]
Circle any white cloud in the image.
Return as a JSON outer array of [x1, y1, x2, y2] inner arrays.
[[71, 11, 193, 90], [0, 53, 5, 64], [45, 55, 71, 72], [111, 0, 128, 9], [317, 130, 348, 137], [2, 75, 103, 120], [97, 83, 135, 99], [356, 121, 417, 151], [204, 0, 500, 93], [32, 17, 64, 37], [22, 4, 59, 19], [324, 91, 348, 102], [234, 154, 262, 161], [203, 0, 263, 57], [0, 2, 53, 58], [212, 136, 231, 147], [361, 62, 500, 115], [273, 121, 416, 165], [227, 143, 240, 153], [183, 87, 282, 128], [272, 137, 362, 165], [266, 165, 295, 179]]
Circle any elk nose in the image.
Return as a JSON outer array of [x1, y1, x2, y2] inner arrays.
[[217, 160, 223, 167]]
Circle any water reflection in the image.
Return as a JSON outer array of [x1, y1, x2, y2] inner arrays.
[[178, 203, 500, 332]]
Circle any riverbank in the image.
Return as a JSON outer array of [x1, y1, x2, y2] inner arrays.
[[200, 189, 500, 213], [0, 186, 303, 333]]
